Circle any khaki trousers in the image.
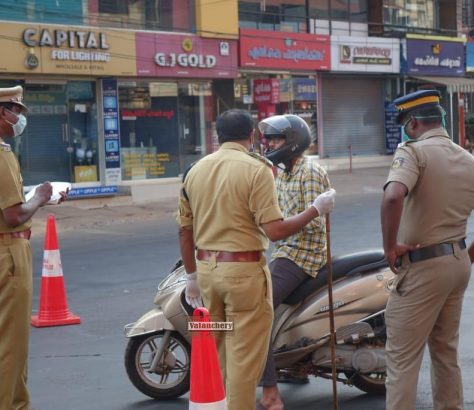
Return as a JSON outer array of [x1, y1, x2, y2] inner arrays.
[[197, 255, 273, 410], [0, 237, 32, 410], [385, 245, 471, 410]]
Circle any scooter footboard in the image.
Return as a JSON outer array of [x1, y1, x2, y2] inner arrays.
[[124, 308, 175, 338]]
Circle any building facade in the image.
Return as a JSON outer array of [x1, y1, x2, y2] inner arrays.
[[0, 0, 472, 194], [0, 0, 239, 193]]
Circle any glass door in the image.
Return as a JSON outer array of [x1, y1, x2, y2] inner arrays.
[[178, 82, 213, 172], [67, 81, 99, 183]]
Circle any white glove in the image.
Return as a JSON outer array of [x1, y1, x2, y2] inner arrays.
[[185, 272, 204, 309], [312, 188, 336, 216]]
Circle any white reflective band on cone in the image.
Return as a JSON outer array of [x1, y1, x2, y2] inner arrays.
[[189, 398, 227, 410], [42, 249, 64, 277]]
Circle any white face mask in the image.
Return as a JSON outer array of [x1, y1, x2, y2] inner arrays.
[[5, 109, 27, 137]]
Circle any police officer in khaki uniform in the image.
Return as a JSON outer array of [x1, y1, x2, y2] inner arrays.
[[0, 86, 67, 410], [177, 109, 335, 410], [381, 90, 474, 410]]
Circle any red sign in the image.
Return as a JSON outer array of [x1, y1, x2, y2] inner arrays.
[[240, 29, 330, 71], [253, 79, 280, 104], [136, 33, 238, 78]]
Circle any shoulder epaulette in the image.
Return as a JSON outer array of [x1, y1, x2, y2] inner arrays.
[[397, 139, 419, 149], [247, 152, 273, 167], [0, 143, 11, 152]]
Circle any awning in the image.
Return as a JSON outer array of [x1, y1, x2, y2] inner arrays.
[[410, 76, 474, 93]]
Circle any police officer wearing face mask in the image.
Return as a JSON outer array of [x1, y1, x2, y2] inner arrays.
[[381, 89, 474, 410], [0, 86, 66, 410]]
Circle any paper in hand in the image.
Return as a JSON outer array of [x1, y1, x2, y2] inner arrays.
[[25, 182, 71, 205]]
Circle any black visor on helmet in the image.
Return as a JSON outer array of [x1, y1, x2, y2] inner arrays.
[[258, 115, 291, 137]]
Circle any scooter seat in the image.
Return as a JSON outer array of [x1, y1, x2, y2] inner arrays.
[[282, 250, 387, 305]]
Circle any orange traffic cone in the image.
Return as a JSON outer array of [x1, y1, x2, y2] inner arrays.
[[31, 214, 81, 327], [189, 307, 227, 410]]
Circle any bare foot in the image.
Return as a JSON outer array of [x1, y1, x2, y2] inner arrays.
[[259, 386, 284, 410]]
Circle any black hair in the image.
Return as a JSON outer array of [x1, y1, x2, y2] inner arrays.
[[0, 103, 15, 111], [412, 106, 444, 126], [216, 109, 254, 144]]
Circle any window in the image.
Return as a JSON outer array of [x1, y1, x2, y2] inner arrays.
[[462, 0, 473, 30], [349, 0, 368, 23], [98, 0, 129, 14], [383, 0, 435, 29], [260, 5, 280, 30], [308, 0, 330, 19], [91, 0, 194, 31], [331, 0, 349, 20], [239, 0, 261, 27], [238, 0, 307, 33], [282, 3, 307, 32]]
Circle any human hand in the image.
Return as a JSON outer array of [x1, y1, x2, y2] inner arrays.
[[34, 182, 53, 206], [384, 243, 420, 274], [468, 241, 474, 265], [312, 188, 336, 216], [185, 272, 203, 309], [57, 187, 69, 204]]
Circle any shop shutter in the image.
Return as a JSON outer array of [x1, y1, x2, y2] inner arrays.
[[22, 114, 69, 184], [320, 76, 386, 157]]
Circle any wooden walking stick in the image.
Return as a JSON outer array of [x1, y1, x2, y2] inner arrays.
[[325, 214, 339, 410]]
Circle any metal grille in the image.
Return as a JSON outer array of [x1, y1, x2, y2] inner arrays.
[[320, 76, 386, 158]]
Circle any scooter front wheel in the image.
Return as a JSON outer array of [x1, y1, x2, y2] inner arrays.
[[125, 330, 190, 399]]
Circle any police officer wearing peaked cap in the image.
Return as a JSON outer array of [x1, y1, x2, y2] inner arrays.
[[0, 85, 67, 410], [176, 109, 335, 410], [381, 89, 474, 410]]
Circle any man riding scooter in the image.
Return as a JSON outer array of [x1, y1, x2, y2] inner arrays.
[[258, 114, 334, 410]]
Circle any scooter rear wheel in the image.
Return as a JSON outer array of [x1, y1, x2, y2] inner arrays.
[[351, 373, 386, 396], [125, 331, 190, 399]]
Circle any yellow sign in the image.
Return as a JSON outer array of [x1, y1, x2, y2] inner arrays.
[[0, 22, 136, 76], [74, 165, 98, 182]]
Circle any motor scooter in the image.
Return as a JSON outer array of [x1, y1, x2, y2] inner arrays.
[[124, 250, 394, 399]]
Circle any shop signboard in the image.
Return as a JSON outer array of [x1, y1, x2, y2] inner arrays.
[[467, 42, 474, 73], [136, 33, 238, 78], [240, 29, 330, 71], [331, 36, 400, 73], [404, 35, 464, 76], [253, 79, 279, 104], [101, 79, 122, 185], [69, 186, 118, 198], [385, 102, 401, 154], [0, 21, 136, 76], [293, 78, 317, 101]]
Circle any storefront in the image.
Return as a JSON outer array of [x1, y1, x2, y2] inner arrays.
[[118, 33, 238, 181], [238, 29, 330, 155], [0, 21, 136, 189], [464, 42, 474, 143], [0, 21, 239, 189], [321, 36, 400, 157], [401, 35, 467, 143]]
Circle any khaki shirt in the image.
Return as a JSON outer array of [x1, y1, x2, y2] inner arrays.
[[0, 143, 31, 233], [385, 127, 474, 246], [176, 142, 283, 251]]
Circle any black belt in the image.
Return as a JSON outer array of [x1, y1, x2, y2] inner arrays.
[[196, 250, 262, 262], [408, 239, 466, 263], [0, 230, 31, 240]]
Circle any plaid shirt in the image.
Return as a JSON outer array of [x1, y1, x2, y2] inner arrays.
[[271, 156, 331, 277]]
